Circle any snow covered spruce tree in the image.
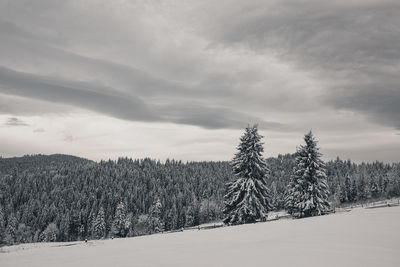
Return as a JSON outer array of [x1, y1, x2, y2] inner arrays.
[[223, 125, 272, 225], [92, 207, 106, 239], [285, 131, 330, 218], [111, 202, 129, 237], [148, 198, 164, 233]]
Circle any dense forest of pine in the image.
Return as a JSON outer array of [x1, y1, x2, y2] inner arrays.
[[1, 153, 400, 245]]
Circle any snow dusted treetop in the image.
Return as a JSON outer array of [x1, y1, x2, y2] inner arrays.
[[224, 125, 272, 225], [231, 125, 268, 180], [286, 131, 330, 218]]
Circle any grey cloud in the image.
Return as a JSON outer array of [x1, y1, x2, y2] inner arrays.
[[201, 1, 400, 68], [0, 21, 255, 108], [0, 66, 283, 130], [5, 117, 29, 126], [0, 4, 317, 117], [0, 1, 318, 131], [0, 2, 206, 82], [0, 66, 158, 122], [0, 93, 71, 115], [0, 24, 184, 97], [328, 80, 400, 129], [1, 0, 398, 133], [193, 0, 400, 129], [160, 103, 287, 130], [0, 20, 248, 110]]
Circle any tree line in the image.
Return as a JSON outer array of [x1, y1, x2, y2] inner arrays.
[[1, 132, 400, 245]]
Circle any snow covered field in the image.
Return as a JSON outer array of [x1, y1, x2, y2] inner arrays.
[[1, 206, 399, 267]]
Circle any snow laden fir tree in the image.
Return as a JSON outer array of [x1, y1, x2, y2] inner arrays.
[[111, 202, 130, 237], [285, 131, 330, 218], [92, 207, 106, 239], [223, 125, 272, 225]]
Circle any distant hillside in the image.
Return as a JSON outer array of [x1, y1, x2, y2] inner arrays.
[[0, 154, 93, 175]]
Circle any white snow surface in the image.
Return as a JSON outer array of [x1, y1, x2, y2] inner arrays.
[[1, 206, 400, 267]]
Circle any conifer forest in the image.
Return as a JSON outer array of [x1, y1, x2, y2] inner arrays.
[[1, 126, 400, 246]]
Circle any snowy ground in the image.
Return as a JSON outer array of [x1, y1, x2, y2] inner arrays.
[[1, 206, 400, 267]]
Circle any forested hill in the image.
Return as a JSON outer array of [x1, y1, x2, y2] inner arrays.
[[0, 154, 399, 245], [0, 154, 93, 176]]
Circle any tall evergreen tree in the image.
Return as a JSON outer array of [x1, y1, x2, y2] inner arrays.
[[270, 181, 279, 209], [4, 215, 18, 245], [337, 183, 347, 203], [111, 202, 128, 237], [92, 207, 106, 239], [0, 206, 5, 244], [350, 180, 358, 201], [223, 125, 272, 225], [40, 223, 59, 242], [285, 131, 330, 218], [344, 175, 352, 201], [148, 198, 164, 233], [185, 206, 195, 227]]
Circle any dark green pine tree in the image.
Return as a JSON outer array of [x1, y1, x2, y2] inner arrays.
[[285, 131, 330, 218], [223, 125, 272, 225]]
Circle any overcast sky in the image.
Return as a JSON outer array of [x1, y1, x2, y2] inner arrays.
[[0, 0, 399, 162]]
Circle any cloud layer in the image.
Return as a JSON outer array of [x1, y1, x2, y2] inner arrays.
[[182, 0, 400, 129], [0, 0, 399, 161]]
